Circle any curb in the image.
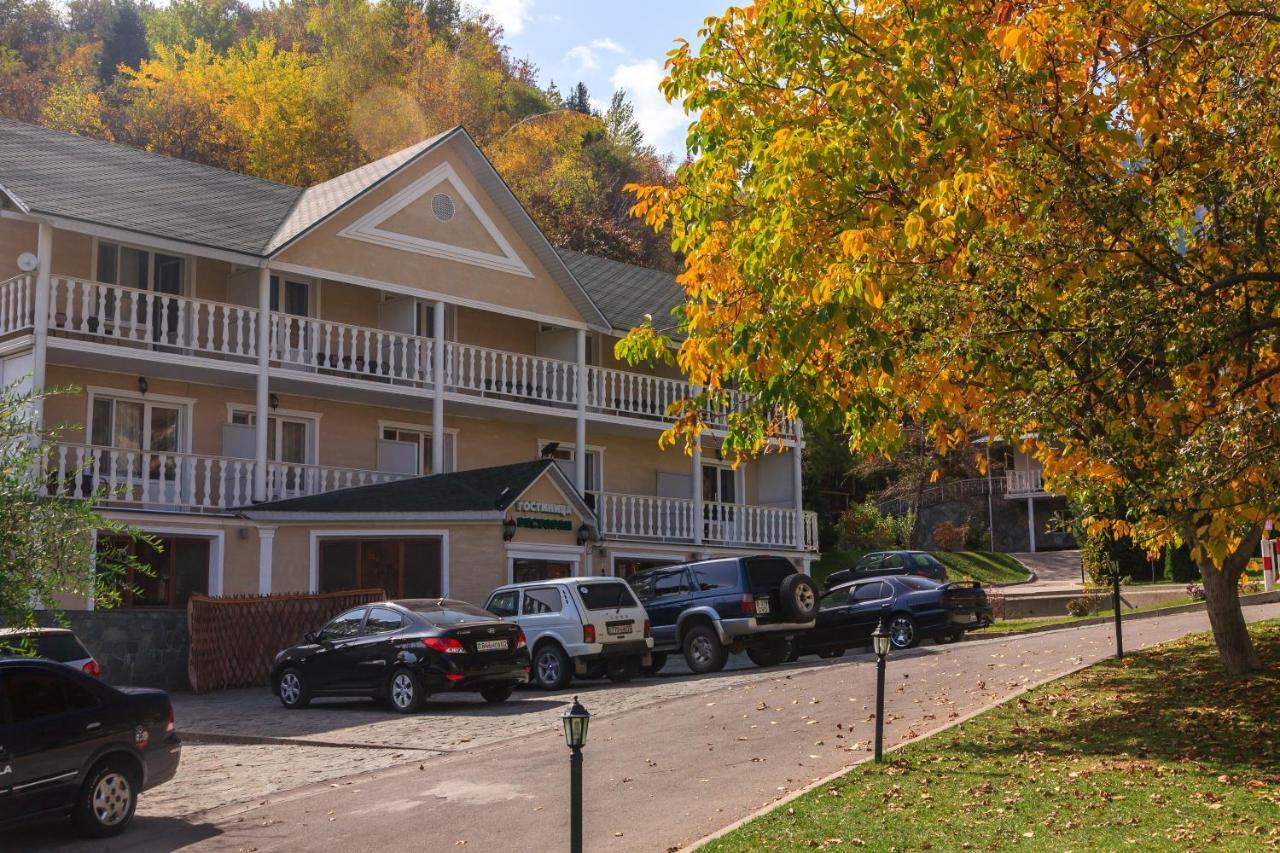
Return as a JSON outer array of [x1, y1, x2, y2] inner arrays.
[[971, 590, 1280, 640], [177, 731, 445, 751]]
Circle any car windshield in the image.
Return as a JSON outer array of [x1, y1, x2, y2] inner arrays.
[[410, 603, 495, 627], [576, 582, 639, 610], [906, 553, 941, 568], [0, 633, 89, 661]]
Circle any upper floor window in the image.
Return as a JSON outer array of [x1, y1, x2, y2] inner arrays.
[[381, 426, 455, 475], [230, 409, 315, 465], [96, 241, 185, 296], [543, 443, 602, 493], [270, 276, 311, 317], [90, 392, 186, 454]]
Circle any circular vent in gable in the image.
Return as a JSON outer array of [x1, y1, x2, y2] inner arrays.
[[431, 192, 455, 222]]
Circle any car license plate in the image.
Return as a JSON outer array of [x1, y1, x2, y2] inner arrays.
[[754, 598, 770, 615], [475, 639, 507, 652], [607, 622, 633, 636], [954, 613, 976, 624]]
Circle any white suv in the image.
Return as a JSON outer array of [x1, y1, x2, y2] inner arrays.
[[484, 578, 653, 690]]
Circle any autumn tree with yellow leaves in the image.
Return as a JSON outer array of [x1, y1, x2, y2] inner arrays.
[[624, 1, 1280, 672]]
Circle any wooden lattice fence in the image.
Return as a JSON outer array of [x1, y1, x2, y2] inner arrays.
[[187, 588, 385, 692]]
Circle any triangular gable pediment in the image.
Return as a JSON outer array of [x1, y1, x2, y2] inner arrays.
[[337, 161, 532, 279]]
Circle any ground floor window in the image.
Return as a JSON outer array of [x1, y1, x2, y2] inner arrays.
[[318, 537, 442, 598], [512, 558, 574, 584], [100, 535, 210, 608], [612, 557, 680, 579]]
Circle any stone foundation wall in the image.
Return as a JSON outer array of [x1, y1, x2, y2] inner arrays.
[[39, 609, 189, 691]]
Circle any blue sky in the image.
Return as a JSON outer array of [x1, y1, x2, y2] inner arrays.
[[470, 1, 727, 159]]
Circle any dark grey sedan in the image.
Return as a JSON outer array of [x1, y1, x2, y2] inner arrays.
[[822, 550, 948, 589]]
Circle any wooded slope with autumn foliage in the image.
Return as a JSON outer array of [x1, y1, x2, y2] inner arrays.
[[0, 0, 677, 270]]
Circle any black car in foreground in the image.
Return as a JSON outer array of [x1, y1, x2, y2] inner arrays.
[[822, 550, 949, 589], [271, 600, 530, 713], [790, 576, 993, 658], [0, 657, 180, 837]]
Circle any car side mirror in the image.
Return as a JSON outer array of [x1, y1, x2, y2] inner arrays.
[[304, 630, 321, 644]]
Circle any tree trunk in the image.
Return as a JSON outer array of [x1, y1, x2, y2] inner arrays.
[[1192, 525, 1262, 675]]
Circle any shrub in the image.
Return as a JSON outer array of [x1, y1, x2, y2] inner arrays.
[[932, 520, 969, 551], [837, 500, 911, 552], [1165, 545, 1200, 583], [1186, 583, 1205, 601], [964, 517, 990, 550], [1066, 597, 1095, 617]]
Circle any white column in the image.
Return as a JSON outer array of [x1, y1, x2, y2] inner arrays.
[[574, 329, 587, 495], [431, 300, 445, 474], [253, 266, 271, 502], [792, 419, 805, 550], [257, 525, 277, 595], [692, 436, 704, 546], [1026, 497, 1037, 553], [31, 222, 52, 426]]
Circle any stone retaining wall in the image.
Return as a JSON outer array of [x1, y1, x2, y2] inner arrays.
[[38, 609, 189, 690]]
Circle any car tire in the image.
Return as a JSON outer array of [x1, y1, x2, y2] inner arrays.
[[785, 641, 802, 663], [276, 667, 311, 710], [532, 643, 572, 690], [480, 683, 515, 703], [72, 759, 138, 838], [745, 639, 790, 668], [888, 614, 918, 650], [388, 667, 425, 713], [682, 624, 727, 674], [605, 658, 638, 683], [935, 629, 964, 644], [779, 574, 819, 621], [817, 647, 845, 659], [641, 652, 668, 675]]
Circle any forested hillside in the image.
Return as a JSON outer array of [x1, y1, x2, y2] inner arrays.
[[0, 0, 677, 270]]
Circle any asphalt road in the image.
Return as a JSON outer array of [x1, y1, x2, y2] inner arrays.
[[13, 604, 1280, 853]]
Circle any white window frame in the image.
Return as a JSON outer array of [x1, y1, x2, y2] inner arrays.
[[505, 544, 585, 585], [378, 420, 459, 474], [85, 386, 194, 453], [535, 439, 605, 493], [308, 529, 450, 596], [270, 273, 318, 317], [701, 458, 745, 505], [226, 404, 321, 465], [92, 237, 191, 296]]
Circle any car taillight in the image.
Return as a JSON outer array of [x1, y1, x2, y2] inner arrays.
[[583, 624, 596, 644], [422, 637, 466, 654], [643, 619, 651, 639], [740, 594, 755, 616], [165, 702, 175, 735], [912, 571, 931, 578], [516, 631, 527, 649], [82, 659, 101, 679]]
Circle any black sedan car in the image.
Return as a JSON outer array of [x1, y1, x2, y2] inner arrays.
[[271, 600, 530, 713], [790, 576, 992, 658], [0, 657, 180, 837], [822, 550, 949, 589]]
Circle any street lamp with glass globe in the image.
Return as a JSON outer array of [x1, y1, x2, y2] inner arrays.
[[871, 615, 891, 762]]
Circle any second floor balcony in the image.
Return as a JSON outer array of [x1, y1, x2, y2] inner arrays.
[[1, 273, 767, 435], [1005, 468, 1055, 497]]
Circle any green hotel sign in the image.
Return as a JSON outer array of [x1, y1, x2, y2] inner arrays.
[[515, 517, 573, 531]]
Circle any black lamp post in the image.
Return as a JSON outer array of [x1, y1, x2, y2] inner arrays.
[[1109, 559, 1124, 659], [562, 696, 590, 853], [870, 616, 891, 763]]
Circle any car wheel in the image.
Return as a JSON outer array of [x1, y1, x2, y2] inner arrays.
[[72, 759, 137, 837], [779, 574, 819, 621], [682, 625, 727, 674], [388, 667, 425, 713], [785, 641, 802, 663], [480, 683, 515, 703], [605, 658, 638, 683], [935, 629, 964, 644], [532, 643, 572, 690], [745, 639, 790, 668], [889, 614, 918, 649], [640, 652, 668, 675], [276, 667, 311, 710], [817, 647, 845, 659]]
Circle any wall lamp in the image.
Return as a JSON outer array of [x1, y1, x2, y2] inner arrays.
[[502, 518, 517, 542], [137, 376, 148, 395]]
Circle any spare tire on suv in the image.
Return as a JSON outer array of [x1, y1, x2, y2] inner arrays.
[[779, 573, 818, 621]]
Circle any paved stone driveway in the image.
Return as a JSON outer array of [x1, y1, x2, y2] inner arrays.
[[147, 654, 815, 818]]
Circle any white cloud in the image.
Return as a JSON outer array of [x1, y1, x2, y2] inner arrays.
[[611, 60, 688, 158], [564, 37, 627, 71], [468, 0, 534, 35]]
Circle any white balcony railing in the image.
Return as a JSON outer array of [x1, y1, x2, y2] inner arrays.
[[595, 491, 818, 551], [271, 314, 434, 387], [48, 277, 258, 359], [444, 340, 579, 406], [1006, 468, 1048, 496], [264, 460, 408, 501], [0, 274, 33, 336]]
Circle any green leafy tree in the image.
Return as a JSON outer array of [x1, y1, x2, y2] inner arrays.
[[144, 0, 246, 54], [603, 88, 645, 154], [0, 383, 148, 629], [565, 80, 591, 115], [98, 0, 149, 82]]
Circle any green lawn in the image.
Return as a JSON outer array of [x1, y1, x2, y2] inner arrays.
[[811, 550, 1031, 588], [972, 595, 1202, 636], [705, 620, 1280, 852]]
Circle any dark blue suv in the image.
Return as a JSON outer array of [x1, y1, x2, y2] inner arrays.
[[628, 556, 818, 674]]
